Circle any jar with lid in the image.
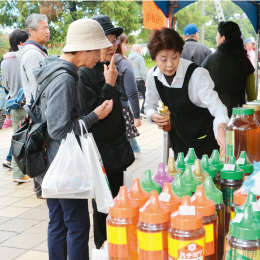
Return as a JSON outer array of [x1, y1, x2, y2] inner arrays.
[[159, 103, 171, 132]]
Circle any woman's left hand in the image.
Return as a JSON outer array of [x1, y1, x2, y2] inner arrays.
[[134, 118, 141, 127], [217, 125, 226, 149]]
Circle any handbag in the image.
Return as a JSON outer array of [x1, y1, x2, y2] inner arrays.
[[11, 70, 66, 178]]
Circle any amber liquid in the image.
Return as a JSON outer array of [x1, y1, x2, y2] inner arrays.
[[107, 215, 138, 260], [216, 203, 225, 260], [163, 120, 172, 132]]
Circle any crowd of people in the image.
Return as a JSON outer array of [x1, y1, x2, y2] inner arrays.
[[0, 14, 258, 259]]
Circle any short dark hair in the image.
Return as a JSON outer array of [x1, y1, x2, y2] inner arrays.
[[147, 28, 185, 60], [9, 29, 29, 52]]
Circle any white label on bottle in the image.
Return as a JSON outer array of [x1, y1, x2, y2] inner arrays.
[[191, 165, 197, 172], [159, 192, 171, 202], [252, 202, 260, 212], [232, 213, 244, 223], [179, 206, 195, 216], [191, 194, 196, 202], [223, 164, 235, 171], [236, 158, 245, 165]]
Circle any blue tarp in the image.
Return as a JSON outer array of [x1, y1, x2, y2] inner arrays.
[[154, 1, 259, 33]]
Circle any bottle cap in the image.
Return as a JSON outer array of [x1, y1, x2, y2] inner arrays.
[[237, 151, 254, 175], [109, 186, 139, 218], [209, 150, 224, 172], [171, 172, 192, 198], [159, 182, 182, 213], [230, 204, 260, 240], [139, 190, 170, 224], [176, 152, 186, 172], [128, 179, 150, 208], [184, 148, 198, 165], [159, 103, 169, 114], [220, 156, 244, 180], [153, 162, 174, 189], [191, 185, 216, 216], [204, 176, 223, 205], [242, 108, 255, 115], [168, 157, 183, 177], [141, 170, 161, 194], [193, 159, 209, 183], [233, 188, 248, 206], [243, 104, 260, 112], [201, 155, 217, 178], [232, 107, 243, 115], [235, 192, 256, 214], [182, 164, 201, 192], [170, 196, 203, 230]]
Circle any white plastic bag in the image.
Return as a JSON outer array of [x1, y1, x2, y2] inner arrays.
[[91, 241, 109, 260], [42, 131, 94, 199], [79, 120, 113, 214]]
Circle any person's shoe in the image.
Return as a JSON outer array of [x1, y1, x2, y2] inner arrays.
[[134, 151, 142, 159], [37, 195, 45, 199], [13, 175, 31, 183], [33, 188, 36, 192], [2, 119, 12, 129], [140, 113, 146, 119], [3, 160, 12, 169]]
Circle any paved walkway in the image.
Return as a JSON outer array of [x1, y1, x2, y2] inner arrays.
[[0, 119, 163, 259]]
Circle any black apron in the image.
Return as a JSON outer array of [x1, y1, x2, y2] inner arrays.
[[154, 63, 219, 159]]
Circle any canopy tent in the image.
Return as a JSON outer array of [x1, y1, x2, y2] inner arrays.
[[154, 0, 260, 33]]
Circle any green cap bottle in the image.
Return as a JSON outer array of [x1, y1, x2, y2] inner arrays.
[[141, 170, 161, 194], [184, 148, 198, 165], [176, 152, 186, 172], [201, 155, 217, 179], [182, 164, 201, 193], [237, 151, 254, 175], [171, 172, 192, 198], [204, 176, 223, 205], [220, 156, 244, 181], [209, 150, 224, 172]]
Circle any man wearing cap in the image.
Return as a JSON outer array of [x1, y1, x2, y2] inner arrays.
[[33, 18, 113, 260], [181, 23, 211, 66], [245, 37, 256, 68], [78, 15, 135, 249]]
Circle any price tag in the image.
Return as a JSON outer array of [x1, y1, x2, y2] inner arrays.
[[236, 158, 245, 165], [232, 213, 244, 223], [159, 192, 171, 202], [223, 164, 235, 171], [179, 206, 195, 216], [252, 202, 260, 212]]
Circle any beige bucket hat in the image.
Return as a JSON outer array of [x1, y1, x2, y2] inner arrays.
[[63, 19, 112, 52]]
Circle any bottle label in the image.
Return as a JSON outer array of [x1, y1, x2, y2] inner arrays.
[[107, 225, 128, 257], [225, 130, 235, 158], [168, 236, 204, 260], [223, 164, 235, 171], [225, 244, 260, 259], [204, 223, 215, 256], [137, 230, 167, 260], [221, 186, 238, 213], [236, 158, 245, 165], [159, 192, 171, 202], [179, 206, 195, 215]]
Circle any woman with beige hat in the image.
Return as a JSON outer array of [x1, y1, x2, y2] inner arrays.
[[33, 19, 114, 260]]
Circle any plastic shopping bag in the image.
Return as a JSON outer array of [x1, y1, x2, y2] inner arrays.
[[79, 120, 113, 214], [92, 241, 109, 260], [42, 132, 94, 198]]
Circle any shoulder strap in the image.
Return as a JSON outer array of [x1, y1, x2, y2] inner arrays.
[[182, 63, 199, 92]]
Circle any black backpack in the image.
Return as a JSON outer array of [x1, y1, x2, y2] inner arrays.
[[11, 70, 66, 178]]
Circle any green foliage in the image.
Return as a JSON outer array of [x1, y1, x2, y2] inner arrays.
[[0, 31, 9, 62], [143, 53, 155, 70]]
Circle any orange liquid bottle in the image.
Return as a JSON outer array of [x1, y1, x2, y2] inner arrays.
[[168, 196, 205, 260], [107, 186, 139, 260], [137, 190, 170, 260], [191, 185, 218, 260], [159, 103, 171, 132]]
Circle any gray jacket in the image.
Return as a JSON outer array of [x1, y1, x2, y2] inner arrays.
[[32, 55, 98, 184], [128, 52, 147, 81]]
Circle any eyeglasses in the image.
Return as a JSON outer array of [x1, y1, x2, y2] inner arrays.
[[110, 39, 119, 46]]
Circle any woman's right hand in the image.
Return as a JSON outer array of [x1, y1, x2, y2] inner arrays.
[[104, 55, 118, 87], [94, 100, 113, 120], [151, 113, 168, 129]]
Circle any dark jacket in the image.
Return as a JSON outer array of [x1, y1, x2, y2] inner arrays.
[[181, 39, 211, 66], [32, 55, 98, 184]]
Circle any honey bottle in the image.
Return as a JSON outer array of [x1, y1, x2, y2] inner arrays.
[[140, 169, 161, 194], [236, 151, 254, 176], [244, 102, 260, 124], [171, 172, 192, 198], [191, 185, 218, 260], [159, 103, 171, 132], [201, 155, 217, 182], [224, 204, 260, 260], [219, 156, 244, 234], [209, 150, 224, 190], [182, 164, 201, 194], [168, 157, 183, 177], [107, 186, 139, 260], [128, 179, 150, 208], [153, 162, 174, 189], [176, 152, 186, 172], [159, 182, 182, 213], [185, 148, 198, 165], [230, 187, 248, 221], [193, 159, 209, 183], [168, 195, 205, 260], [137, 190, 170, 260], [204, 176, 225, 260]]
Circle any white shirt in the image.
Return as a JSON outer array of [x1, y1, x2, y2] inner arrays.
[[144, 58, 229, 138]]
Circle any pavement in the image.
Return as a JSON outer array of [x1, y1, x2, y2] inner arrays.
[[0, 119, 164, 260]]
